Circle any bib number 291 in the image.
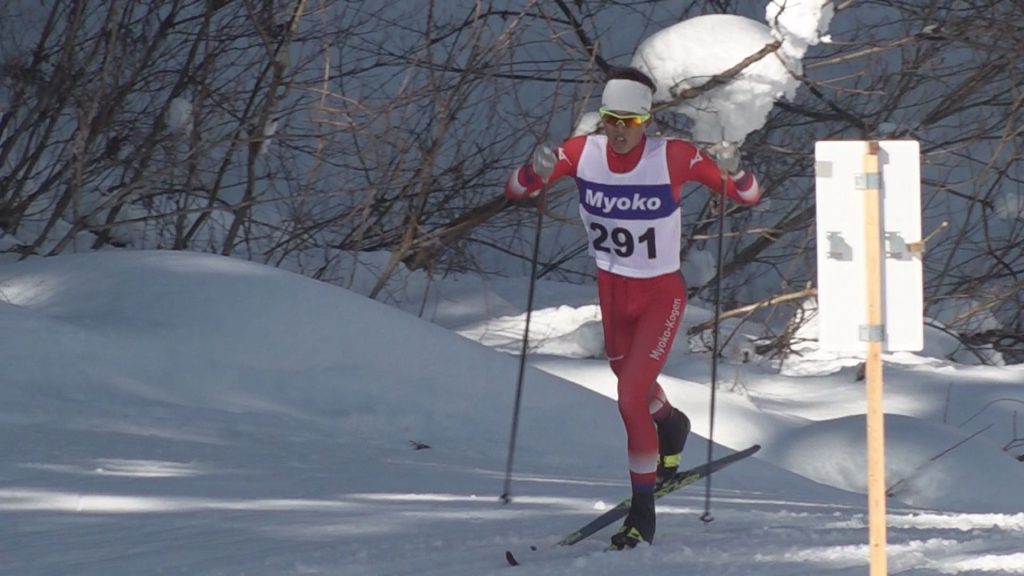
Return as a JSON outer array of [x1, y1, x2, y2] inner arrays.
[[590, 223, 656, 259]]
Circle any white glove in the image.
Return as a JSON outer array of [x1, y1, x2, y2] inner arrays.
[[708, 141, 741, 175], [530, 143, 557, 182]]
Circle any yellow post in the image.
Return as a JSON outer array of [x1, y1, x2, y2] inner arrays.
[[862, 141, 888, 576]]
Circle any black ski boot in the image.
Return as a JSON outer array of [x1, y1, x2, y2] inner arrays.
[[656, 407, 691, 486], [610, 491, 655, 549]]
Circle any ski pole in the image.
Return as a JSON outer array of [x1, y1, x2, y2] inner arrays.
[[501, 188, 546, 504], [700, 168, 729, 524]]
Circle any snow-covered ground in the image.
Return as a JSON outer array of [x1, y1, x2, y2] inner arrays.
[[1, 250, 1022, 576]]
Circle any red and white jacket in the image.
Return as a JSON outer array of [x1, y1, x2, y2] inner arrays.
[[505, 134, 761, 278]]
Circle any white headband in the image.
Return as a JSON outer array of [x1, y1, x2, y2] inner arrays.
[[601, 79, 653, 115]]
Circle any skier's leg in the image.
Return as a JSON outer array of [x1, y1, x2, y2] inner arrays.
[[615, 282, 684, 494], [600, 272, 687, 546]]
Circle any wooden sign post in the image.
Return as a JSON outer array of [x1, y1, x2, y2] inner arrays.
[[861, 141, 887, 576], [814, 140, 923, 576]]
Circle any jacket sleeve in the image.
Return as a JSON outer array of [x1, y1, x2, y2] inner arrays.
[[666, 139, 761, 205], [504, 136, 587, 201]]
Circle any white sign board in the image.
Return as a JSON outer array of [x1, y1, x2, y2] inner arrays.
[[815, 140, 923, 352]]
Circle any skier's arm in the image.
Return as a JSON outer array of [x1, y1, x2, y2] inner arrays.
[[666, 139, 761, 205], [504, 136, 587, 201]]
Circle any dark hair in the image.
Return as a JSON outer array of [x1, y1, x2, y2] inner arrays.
[[606, 67, 656, 92]]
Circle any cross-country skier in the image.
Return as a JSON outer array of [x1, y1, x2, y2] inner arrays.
[[504, 67, 762, 550]]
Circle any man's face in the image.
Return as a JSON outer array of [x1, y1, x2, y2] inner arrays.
[[600, 109, 650, 155]]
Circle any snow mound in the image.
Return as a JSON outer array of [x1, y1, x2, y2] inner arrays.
[[0, 251, 618, 471], [767, 414, 1024, 513], [632, 14, 791, 143], [631, 2, 833, 143]]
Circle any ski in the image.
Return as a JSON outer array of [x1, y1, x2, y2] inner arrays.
[[505, 444, 760, 566]]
